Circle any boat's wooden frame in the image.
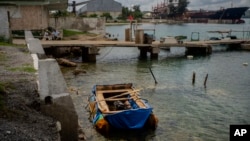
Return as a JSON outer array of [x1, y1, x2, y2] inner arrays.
[[88, 83, 158, 132], [96, 89, 146, 114]]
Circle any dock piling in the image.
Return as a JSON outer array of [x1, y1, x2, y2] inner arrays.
[[149, 67, 158, 84], [192, 72, 196, 85], [204, 74, 208, 87]]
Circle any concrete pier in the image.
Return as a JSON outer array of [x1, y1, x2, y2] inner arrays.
[[81, 46, 99, 62]]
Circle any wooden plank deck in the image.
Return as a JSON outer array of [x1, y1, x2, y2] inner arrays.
[[13, 39, 248, 48], [40, 40, 150, 48], [40, 39, 248, 48]]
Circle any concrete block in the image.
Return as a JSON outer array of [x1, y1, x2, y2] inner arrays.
[[31, 54, 39, 70], [38, 58, 68, 100], [25, 31, 34, 39], [41, 95, 78, 141], [27, 38, 45, 55], [88, 46, 99, 54], [151, 47, 160, 54]]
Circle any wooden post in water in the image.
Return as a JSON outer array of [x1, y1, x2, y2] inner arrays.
[[204, 74, 208, 87], [192, 72, 196, 85], [149, 67, 158, 84]]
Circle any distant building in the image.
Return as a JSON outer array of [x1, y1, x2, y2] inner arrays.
[[78, 0, 122, 19], [0, 0, 67, 40]]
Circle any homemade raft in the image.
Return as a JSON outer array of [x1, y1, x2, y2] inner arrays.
[[88, 83, 158, 134]]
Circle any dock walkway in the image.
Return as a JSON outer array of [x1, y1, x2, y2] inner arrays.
[[13, 38, 250, 62], [40, 39, 248, 48], [13, 38, 248, 48]]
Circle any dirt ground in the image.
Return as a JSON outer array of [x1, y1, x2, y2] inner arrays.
[[0, 45, 60, 141], [0, 34, 109, 140]]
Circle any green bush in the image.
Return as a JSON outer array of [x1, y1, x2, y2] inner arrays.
[[89, 13, 98, 18], [0, 36, 10, 43]]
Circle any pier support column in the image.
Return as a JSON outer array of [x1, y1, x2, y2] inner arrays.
[[228, 43, 241, 50], [150, 47, 159, 59], [241, 44, 250, 50], [81, 46, 98, 62], [138, 47, 148, 59], [206, 46, 212, 54], [186, 46, 212, 55]]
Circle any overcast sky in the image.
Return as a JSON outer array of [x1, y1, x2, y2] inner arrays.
[[68, 0, 250, 11]]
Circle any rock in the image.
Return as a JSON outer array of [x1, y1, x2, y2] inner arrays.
[[78, 134, 86, 140], [243, 62, 248, 66], [6, 131, 11, 134], [73, 69, 86, 76], [57, 58, 77, 67], [56, 121, 61, 132]]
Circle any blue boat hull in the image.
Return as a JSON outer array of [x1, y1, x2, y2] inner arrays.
[[89, 84, 156, 130], [93, 105, 153, 129]]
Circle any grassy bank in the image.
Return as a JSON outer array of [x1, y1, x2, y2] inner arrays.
[[63, 29, 97, 37]]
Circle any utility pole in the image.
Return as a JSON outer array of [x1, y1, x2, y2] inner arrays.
[[72, 1, 76, 14]]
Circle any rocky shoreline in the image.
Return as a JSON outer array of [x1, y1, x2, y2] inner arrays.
[[0, 45, 60, 140]]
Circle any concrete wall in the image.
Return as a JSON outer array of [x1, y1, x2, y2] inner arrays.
[[10, 6, 48, 30], [0, 5, 48, 40], [25, 31, 78, 141], [0, 7, 10, 40], [49, 17, 105, 34]]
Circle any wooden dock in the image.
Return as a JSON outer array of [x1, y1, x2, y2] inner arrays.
[[14, 38, 247, 48], [39, 39, 247, 48], [13, 38, 250, 62], [40, 40, 148, 48]]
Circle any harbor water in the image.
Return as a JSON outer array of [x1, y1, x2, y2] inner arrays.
[[62, 19, 250, 141]]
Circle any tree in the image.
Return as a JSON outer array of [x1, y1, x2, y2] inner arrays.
[[89, 13, 98, 18], [51, 10, 70, 18], [101, 13, 113, 21], [118, 6, 143, 20], [120, 7, 131, 20], [167, 0, 189, 18], [177, 0, 189, 16], [132, 5, 143, 19], [167, 3, 177, 18]]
